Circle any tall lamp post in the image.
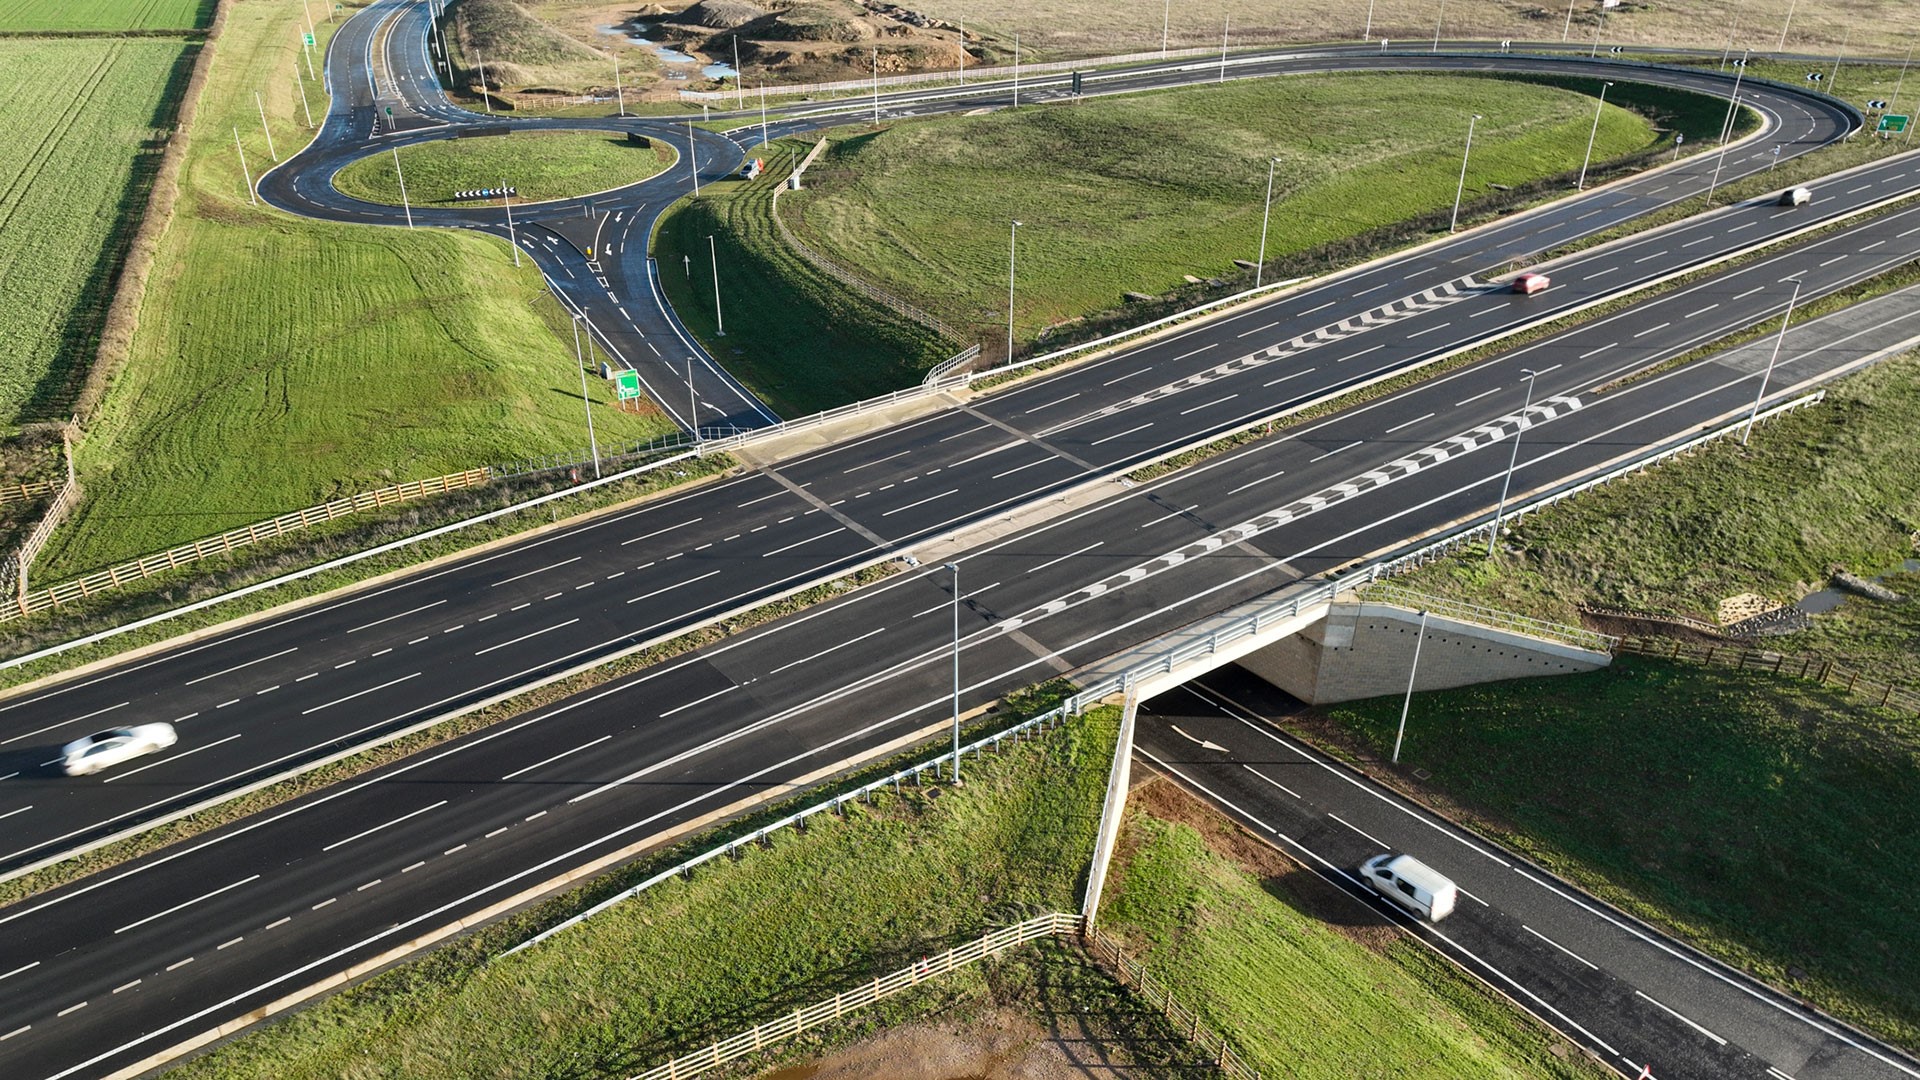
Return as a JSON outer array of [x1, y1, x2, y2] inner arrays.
[[708, 234, 725, 336], [501, 180, 519, 267], [1391, 609, 1431, 765], [1432, 0, 1446, 53], [1007, 220, 1022, 362], [1256, 157, 1278, 288], [1577, 81, 1613, 190], [1743, 279, 1803, 445], [1487, 369, 1538, 557], [571, 315, 602, 478], [943, 562, 963, 783], [1449, 113, 1482, 233]]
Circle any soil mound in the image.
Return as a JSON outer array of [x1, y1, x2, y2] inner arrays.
[[677, 0, 768, 29]]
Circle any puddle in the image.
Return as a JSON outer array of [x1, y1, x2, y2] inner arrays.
[[1794, 558, 1920, 614], [599, 23, 737, 80]]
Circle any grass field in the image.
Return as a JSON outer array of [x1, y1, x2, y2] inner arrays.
[[1104, 780, 1609, 1077], [653, 155, 956, 417], [39, 0, 677, 578], [784, 74, 1654, 351], [170, 709, 1121, 1078], [1313, 656, 1920, 1050], [0, 0, 212, 31], [908, 0, 1914, 60], [1385, 352, 1920, 682], [331, 129, 673, 206], [0, 39, 195, 425]]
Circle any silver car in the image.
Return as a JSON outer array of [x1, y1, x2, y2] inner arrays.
[[59, 723, 178, 777]]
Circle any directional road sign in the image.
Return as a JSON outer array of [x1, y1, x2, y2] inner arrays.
[[303, 31, 315, 46], [1868, 99, 1889, 110], [614, 369, 642, 401], [1880, 114, 1910, 134]]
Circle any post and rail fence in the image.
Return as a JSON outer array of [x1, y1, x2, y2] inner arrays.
[[1618, 635, 1920, 717], [0, 479, 60, 507], [1084, 924, 1264, 1079]]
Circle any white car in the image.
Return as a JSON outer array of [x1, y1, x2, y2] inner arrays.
[[59, 723, 177, 777]]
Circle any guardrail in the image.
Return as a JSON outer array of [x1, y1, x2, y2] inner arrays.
[[631, 912, 1085, 1080], [1360, 583, 1618, 652], [2, 467, 493, 623]]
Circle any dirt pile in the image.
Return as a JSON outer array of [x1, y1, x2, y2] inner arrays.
[[655, 0, 973, 82]]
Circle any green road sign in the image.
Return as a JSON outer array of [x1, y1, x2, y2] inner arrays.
[[303, 31, 315, 46], [1879, 115, 1910, 133], [614, 369, 642, 401]]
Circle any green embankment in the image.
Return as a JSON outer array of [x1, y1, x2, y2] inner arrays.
[[0, 38, 194, 425], [654, 155, 956, 418], [40, 0, 677, 578], [1386, 352, 1920, 683], [1104, 787, 1610, 1078], [1318, 657, 1920, 1050], [0, 0, 211, 31], [170, 708, 1122, 1078], [332, 130, 673, 206]]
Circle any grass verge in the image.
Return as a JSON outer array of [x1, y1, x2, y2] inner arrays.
[[1304, 656, 1920, 1051], [166, 703, 1118, 1079], [44, 0, 677, 578], [1101, 778, 1610, 1077], [331, 129, 673, 206]]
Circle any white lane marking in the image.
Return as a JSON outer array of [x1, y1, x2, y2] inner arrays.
[[1243, 765, 1301, 799], [1236, 320, 1278, 338], [736, 490, 786, 508], [1733, 284, 1766, 300], [408, 637, 428, 645], [346, 600, 446, 634], [1818, 254, 1848, 267], [112, 979, 139, 993], [1577, 342, 1617, 359], [1353, 281, 1391, 297], [0, 961, 39, 982], [1681, 234, 1715, 248], [1089, 422, 1154, 447], [1631, 321, 1671, 339], [1022, 393, 1083, 414], [841, 449, 913, 473], [760, 529, 846, 558], [1328, 813, 1390, 848], [767, 625, 889, 676], [1383, 411, 1435, 435], [488, 556, 582, 588], [264, 916, 290, 929], [2, 701, 129, 746], [1, 1027, 27, 1041], [402, 861, 425, 873], [1168, 342, 1218, 363], [442, 845, 466, 856], [1178, 394, 1239, 415], [1684, 303, 1720, 318], [659, 683, 738, 718], [182, 647, 299, 686], [1524, 925, 1599, 969], [300, 672, 422, 714], [1729, 221, 1756, 232], [1264, 366, 1318, 387], [625, 570, 724, 607], [0, 806, 31, 822], [474, 619, 581, 656], [500, 735, 613, 780], [1299, 300, 1336, 316], [881, 488, 959, 518], [1226, 469, 1286, 495], [1104, 366, 1150, 385], [218, 937, 243, 950], [1632, 250, 1667, 264], [113, 875, 260, 934], [57, 1002, 86, 1016], [1635, 989, 1729, 1045], [311, 898, 335, 910], [1335, 343, 1386, 364], [620, 517, 703, 546], [1405, 321, 1452, 339], [321, 801, 449, 852], [166, 957, 194, 970], [990, 458, 1051, 480], [1308, 440, 1362, 463], [1026, 541, 1103, 576], [1768, 1067, 1800, 1080], [357, 879, 381, 891], [102, 733, 241, 783], [1454, 387, 1500, 407]]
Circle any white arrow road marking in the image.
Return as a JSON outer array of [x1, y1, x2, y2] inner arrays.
[[1170, 725, 1229, 752]]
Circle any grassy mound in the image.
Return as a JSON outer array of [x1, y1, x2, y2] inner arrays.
[[332, 130, 673, 206]]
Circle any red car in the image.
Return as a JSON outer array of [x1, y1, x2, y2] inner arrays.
[[1512, 272, 1551, 295]]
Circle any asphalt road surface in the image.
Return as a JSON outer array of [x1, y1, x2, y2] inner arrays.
[[1137, 668, 1919, 1080]]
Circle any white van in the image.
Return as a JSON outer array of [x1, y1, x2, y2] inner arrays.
[[1360, 853, 1459, 922], [1779, 186, 1813, 207]]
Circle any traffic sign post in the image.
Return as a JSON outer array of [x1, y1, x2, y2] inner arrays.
[[1879, 114, 1910, 134]]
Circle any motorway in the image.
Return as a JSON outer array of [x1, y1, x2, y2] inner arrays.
[[4, 2, 1920, 1075], [1138, 669, 1918, 1080]]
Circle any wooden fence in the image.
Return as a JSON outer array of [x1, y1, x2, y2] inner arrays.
[[3, 467, 493, 623], [0, 479, 59, 507], [1084, 925, 1264, 1080], [1619, 636, 1920, 717], [632, 913, 1084, 1080]]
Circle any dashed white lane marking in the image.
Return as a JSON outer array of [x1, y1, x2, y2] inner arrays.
[[443, 844, 467, 856], [1632, 321, 1671, 338], [1308, 440, 1362, 462], [628, 570, 721, 602], [57, 1002, 87, 1017], [1103, 366, 1151, 385], [3, 701, 129, 745], [766, 625, 888, 676], [264, 916, 290, 930], [112, 979, 140, 993], [760, 529, 845, 558], [1, 1026, 28, 1040], [0, 806, 31, 822], [1243, 764, 1301, 799], [881, 488, 958, 517], [990, 457, 1050, 480], [0, 961, 39, 981], [357, 879, 381, 891], [1089, 421, 1153, 447], [1454, 386, 1501, 406], [321, 801, 448, 852], [1328, 813, 1390, 848], [1818, 254, 1848, 267], [402, 861, 425, 873], [660, 683, 739, 718], [842, 449, 914, 472], [1635, 989, 1729, 1045], [182, 647, 299, 686], [489, 556, 582, 588], [474, 619, 580, 655], [621, 516, 702, 546], [102, 733, 240, 783], [301, 671, 419, 713], [524, 811, 546, 822], [1264, 365, 1318, 386], [1178, 394, 1239, 415], [1227, 468, 1286, 495], [1383, 411, 1435, 435], [346, 599, 446, 634], [501, 735, 612, 780], [1026, 541, 1103, 576], [1684, 302, 1720, 318], [1524, 925, 1600, 969], [114, 875, 260, 934], [311, 898, 335, 910], [408, 636, 429, 645]]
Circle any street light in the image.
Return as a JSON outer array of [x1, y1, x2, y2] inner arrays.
[[501, 179, 519, 267], [1432, 0, 1445, 53], [1487, 368, 1538, 557], [1449, 113, 1482, 233], [1162, 0, 1170, 56], [571, 314, 602, 479], [1007, 220, 1022, 362], [1577, 81, 1612, 190], [1255, 157, 1278, 288], [687, 119, 700, 196], [1391, 609, 1431, 765], [1777, 0, 1798, 50], [392, 148, 413, 229], [708, 233, 725, 336], [1743, 279, 1803, 445], [1365, 0, 1378, 40], [944, 562, 963, 784]]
